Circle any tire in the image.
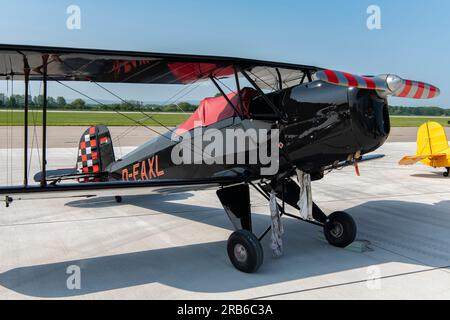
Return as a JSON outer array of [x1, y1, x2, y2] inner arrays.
[[444, 169, 449, 177], [324, 211, 357, 248], [115, 196, 123, 203], [227, 230, 264, 273]]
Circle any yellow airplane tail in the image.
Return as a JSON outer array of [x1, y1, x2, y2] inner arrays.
[[399, 121, 449, 167]]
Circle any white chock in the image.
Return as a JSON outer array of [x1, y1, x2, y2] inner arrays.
[[270, 190, 284, 257], [296, 170, 313, 221]]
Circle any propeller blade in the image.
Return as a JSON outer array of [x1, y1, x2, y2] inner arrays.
[[316, 69, 440, 99]]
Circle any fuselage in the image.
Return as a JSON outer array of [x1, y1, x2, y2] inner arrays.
[[107, 81, 391, 182]]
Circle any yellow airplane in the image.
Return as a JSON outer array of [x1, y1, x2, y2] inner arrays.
[[399, 121, 450, 177]]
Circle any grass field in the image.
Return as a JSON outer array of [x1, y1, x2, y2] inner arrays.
[[0, 111, 190, 127], [389, 116, 450, 127], [0, 111, 448, 127]]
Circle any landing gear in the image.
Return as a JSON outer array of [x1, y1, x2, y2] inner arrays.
[[253, 179, 358, 249], [227, 230, 264, 273], [324, 211, 357, 248], [115, 196, 123, 203], [444, 168, 449, 177], [217, 184, 263, 273], [218, 180, 359, 273]]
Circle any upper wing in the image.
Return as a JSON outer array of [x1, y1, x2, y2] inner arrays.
[[0, 44, 320, 89]]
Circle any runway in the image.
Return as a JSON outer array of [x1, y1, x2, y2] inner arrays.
[[0, 140, 449, 299], [1, 126, 449, 148]]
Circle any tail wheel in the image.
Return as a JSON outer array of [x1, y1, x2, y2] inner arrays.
[[324, 211, 357, 248], [227, 230, 263, 273]]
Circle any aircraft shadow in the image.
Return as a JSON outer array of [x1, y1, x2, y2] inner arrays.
[[1, 195, 449, 298], [410, 172, 447, 179]]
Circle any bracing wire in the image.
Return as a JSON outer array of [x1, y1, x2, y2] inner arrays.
[[86, 62, 216, 137], [92, 81, 175, 133], [52, 78, 174, 140], [248, 70, 278, 92], [58, 58, 191, 135], [86, 68, 234, 160], [21, 58, 242, 171], [53, 78, 214, 161], [112, 80, 203, 144]]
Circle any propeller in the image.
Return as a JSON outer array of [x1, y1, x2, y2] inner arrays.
[[316, 69, 440, 99]]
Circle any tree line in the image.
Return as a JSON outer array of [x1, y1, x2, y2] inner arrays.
[[0, 93, 449, 116], [0, 93, 198, 112], [388, 106, 450, 116]]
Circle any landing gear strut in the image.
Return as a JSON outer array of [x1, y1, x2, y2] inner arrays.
[[254, 181, 357, 248]]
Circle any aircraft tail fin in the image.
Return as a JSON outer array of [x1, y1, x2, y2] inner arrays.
[[76, 125, 115, 179], [33, 125, 115, 183], [416, 121, 448, 157], [399, 121, 449, 166]]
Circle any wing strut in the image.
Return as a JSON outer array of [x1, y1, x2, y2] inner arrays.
[[209, 75, 242, 119], [40, 55, 49, 187], [22, 54, 30, 187], [234, 65, 244, 118]]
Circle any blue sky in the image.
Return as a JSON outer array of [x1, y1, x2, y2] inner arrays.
[[0, 0, 448, 107]]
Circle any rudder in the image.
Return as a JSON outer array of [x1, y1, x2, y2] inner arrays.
[[416, 121, 449, 166], [417, 121, 448, 155], [76, 125, 115, 175]]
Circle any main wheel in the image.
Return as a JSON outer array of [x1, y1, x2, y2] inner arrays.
[[227, 229, 264, 273], [115, 196, 123, 203], [444, 169, 449, 177], [324, 211, 357, 248]]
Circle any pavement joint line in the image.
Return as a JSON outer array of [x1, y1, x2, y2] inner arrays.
[[0, 213, 161, 228], [370, 242, 450, 278], [0, 207, 218, 228], [316, 191, 450, 203], [359, 231, 450, 261], [250, 265, 450, 300], [369, 242, 444, 269]]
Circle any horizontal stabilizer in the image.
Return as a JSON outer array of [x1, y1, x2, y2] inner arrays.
[[33, 169, 105, 183], [399, 154, 446, 166]]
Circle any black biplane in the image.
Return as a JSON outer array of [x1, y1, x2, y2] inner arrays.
[[0, 44, 440, 273]]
